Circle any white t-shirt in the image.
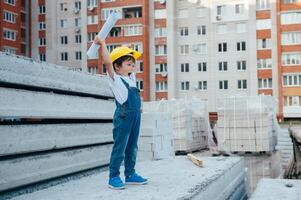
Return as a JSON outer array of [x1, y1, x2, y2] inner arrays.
[[107, 72, 137, 104]]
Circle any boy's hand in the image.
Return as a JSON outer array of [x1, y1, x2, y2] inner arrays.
[[94, 36, 104, 46]]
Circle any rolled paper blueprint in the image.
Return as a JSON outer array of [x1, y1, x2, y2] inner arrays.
[[87, 11, 119, 59]]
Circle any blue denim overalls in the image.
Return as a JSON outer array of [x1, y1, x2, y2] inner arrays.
[[109, 78, 141, 179]]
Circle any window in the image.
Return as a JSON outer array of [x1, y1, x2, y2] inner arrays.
[[196, 7, 206, 17], [155, 27, 167, 37], [101, 8, 122, 20], [178, 9, 188, 18], [219, 80, 228, 90], [156, 82, 167, 91], [87, 15, 97, 24], [124, 25, 143, 36], [3, 29, 16, 41], [179, 27, 189, 36], [217, 24, 227, 34], [88, 66, 97, 74], [180, 63, 189, 72], [236, 23, 246, 33], [237, 41, 246, 51], [235, 4, 244, 14], [198, 81, 207, 90], [39, 22, 46, 30], [60, 19, 67, 28], [237, 60, 247, 70], [60, 3, 68, 11], [181, 81, 190, 90], [3, 11, 16, 23], [39, 37, 46, 46], [75, 1, 81, 10], [256, 19, 271, 30], [39, 5, 46, 14], [75, 51, 82, 60], [281, 12, 301, 25], [179, 45, 189, 55], [256, 0, 270, 10], [283, 74, 301, 86], [136, 61, 143, 72], [136, 79, 143, 91], [88, 32, 97, 42], [257, 59, 272, 69], [156, 45, 167, 55], [198, 62, 207, 72], [75, 35, 82, 43], [61, 52, 68, 61], [4, 0, 15, 6], [238, 80, 247, 89], [218, 43, 227, 52], [39, 54, 46, 62], [282, 0, 300, 3], [155, 9, 166, 19], [193, 44, 207, 54], [61, 36, 68, 45], [257, 38, 271, 49], [283, 96, 301, 107], [282, 53, 301, 66], [131, 43, 143, 53], [75, 18, 81, 27], [197, 26, 206, 35], [155, 63, 167, 73], [258, 78, 272, 89], [3, 46, 16, 54], [217, 5, 223, 15], [218, 62, 228, 71], [87, 0, 97, 8], [107, 44, 118, 52], [281, 32, 301, 45]]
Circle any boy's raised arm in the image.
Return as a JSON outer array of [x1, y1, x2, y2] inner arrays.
[[94, 36, 114, 79]]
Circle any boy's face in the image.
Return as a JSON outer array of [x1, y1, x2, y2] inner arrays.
[[117, 59, 135, 75]]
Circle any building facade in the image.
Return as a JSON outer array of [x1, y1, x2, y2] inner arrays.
[[0, 0, 31, 56]]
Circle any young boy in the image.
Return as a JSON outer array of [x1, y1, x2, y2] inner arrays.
[[94, 36, 148, 190]]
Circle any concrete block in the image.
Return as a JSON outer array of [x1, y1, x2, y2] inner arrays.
[[0, 144, 112, 192], [0, 123, 113, 156], [0, 88, 115, 119], [0, 52, 113, 98]]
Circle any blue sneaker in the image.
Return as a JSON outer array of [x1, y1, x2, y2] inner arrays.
[[125, 173, 148, 185], [108, 177, 125, 190]]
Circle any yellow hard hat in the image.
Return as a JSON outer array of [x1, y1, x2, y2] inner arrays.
[[110, 46, 141, 63]]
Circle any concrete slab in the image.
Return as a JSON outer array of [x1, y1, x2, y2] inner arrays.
[[250, 178, 301, 200], [8, 156, 246, 200]]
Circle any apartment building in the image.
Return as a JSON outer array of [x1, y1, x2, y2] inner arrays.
[[31, 0, 85, 69], [277, 0, 301, 118], [167, 0, 258, 113], [0, 0, 31, 56], [149, 0, 168, 100]]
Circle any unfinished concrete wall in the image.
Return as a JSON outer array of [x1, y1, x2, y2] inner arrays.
[[0, 53, 115, 192]]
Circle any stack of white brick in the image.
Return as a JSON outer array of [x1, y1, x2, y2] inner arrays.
[[217, 96, 279, 152], [143, 99, 210, 153], [137, 112, 174, 161]]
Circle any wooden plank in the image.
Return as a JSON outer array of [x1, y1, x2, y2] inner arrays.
[[0, 144, 112, 192], [187, 153, 203, 167], [0, 123, 113, 156], [0, 88, 115, 119], [0, 52, 113, 98]]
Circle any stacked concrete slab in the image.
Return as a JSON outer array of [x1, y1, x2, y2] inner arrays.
[[143, 98, 210, 153], [0, 53, 115, 192], [217, 96, 279, 153], [138, 113, 174, 161]]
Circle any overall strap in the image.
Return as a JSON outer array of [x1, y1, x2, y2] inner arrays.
[[120, 77, 130, 89]]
